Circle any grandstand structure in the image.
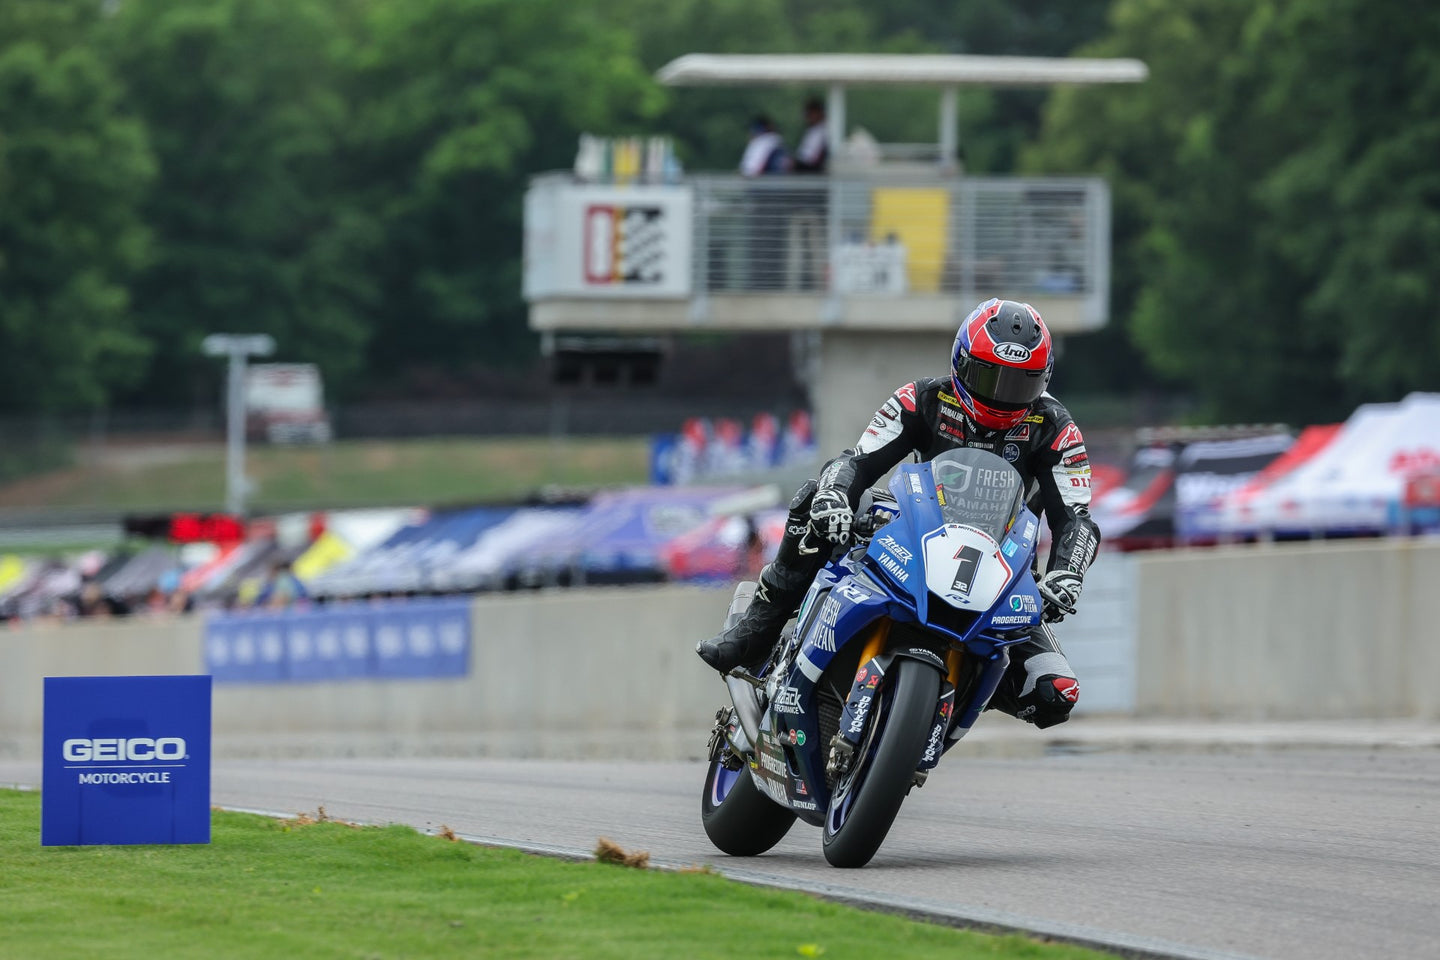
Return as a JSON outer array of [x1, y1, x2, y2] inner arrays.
[[524, 53, 1148, 454]]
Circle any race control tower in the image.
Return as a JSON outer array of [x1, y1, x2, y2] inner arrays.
[[523, 53, 1147, 456]]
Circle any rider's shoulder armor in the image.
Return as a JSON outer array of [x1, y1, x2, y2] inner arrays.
[[911, 384, 1082, 483]]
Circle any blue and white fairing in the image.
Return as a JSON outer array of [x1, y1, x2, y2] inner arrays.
[[744, 448, 1045, 825], [864, 450, 1045, 640]]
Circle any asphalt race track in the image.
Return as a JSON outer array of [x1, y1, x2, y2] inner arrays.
[[7, 747, 1438, 959], [218, 747, 1439, 960]]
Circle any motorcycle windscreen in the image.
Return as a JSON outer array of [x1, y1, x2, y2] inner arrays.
[[924, 450, 1026, 612], [930, 449, 1025, 542]]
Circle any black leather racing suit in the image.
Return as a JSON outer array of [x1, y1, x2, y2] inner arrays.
[[796, 377, 1101, 727]]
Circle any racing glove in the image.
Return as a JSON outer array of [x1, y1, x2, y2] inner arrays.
[[1038, 569, 1084, 622], [809, 488, 853, 545]]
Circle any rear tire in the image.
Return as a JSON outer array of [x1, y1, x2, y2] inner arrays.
[[822, 659, 942, 868], [701, 758, 797, 857]]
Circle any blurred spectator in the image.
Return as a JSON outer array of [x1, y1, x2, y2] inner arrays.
[[75, 580, 128, 618], [741, 115, 790, 288], [780, 409, 817, 465], [253, 560, 307, 609], [707, 418, 749, 476], [747, 412, 781, 471], [787, 97, 828, 288], [793, 97, 827, 174], [142, 586, 169, 615], [168, 588, 195, 615], [739, 115, 788, 176], [662, 417, 709, 485]]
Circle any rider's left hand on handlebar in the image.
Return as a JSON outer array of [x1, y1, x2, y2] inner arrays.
[[809, 488, 853, 545], [1038, 569, 1084, 622]]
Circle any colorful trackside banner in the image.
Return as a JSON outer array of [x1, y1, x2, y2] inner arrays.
[[41, 675, 212, 846]]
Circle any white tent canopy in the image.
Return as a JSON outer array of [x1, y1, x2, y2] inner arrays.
[[1215, 393, 1440, 535], [435, 508, 585, 592]]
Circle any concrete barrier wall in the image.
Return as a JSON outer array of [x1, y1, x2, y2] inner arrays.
[[209, 585, 732, 758], [0, 586, 733, 761], [3, 539, 1437, 761], [1135, 538, 1440, 720], [0, 617, 204, 756], [1052, 551, 1137, 714]]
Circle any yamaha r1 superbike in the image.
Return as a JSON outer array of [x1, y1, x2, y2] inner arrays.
[[702, 448, 1046, 868]]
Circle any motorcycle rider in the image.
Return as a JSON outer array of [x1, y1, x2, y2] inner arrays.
[[697, 298, 1100, 729]]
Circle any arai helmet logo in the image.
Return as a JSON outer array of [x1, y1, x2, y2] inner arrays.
[[994, 342, 1032, 363]]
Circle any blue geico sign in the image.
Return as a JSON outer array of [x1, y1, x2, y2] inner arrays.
[[42, 675, 212, 846]]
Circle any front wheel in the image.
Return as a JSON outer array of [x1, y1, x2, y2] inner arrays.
[[822, 658, 942, 868], [701, 749, 797, 857]]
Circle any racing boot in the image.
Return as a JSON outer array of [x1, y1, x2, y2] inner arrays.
[[696, 558, 812, 673]]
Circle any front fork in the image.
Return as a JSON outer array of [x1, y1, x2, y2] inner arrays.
[[826, 626, 964, 782], [826, 621, 890, 780], [827, 643, 995, 786]]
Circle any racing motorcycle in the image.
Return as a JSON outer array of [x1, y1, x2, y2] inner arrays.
[[701, 448, 1046, 868]]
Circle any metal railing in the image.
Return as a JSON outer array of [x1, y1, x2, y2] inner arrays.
[[526, 171, 1110, 324], [692, 174, 1106, 301]]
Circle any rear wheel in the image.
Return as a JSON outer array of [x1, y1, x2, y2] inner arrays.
[[821, 658, 942, 868], [701, 749, 797, 857], [701, 584, 797, 858]]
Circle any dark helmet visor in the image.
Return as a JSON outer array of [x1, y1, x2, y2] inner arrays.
[[954, 352, 1050, 408]]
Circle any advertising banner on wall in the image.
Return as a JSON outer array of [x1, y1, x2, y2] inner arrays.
[[42, 675, 212, 846], [204, 598, 471, 684], [524, 181, 693, 299]]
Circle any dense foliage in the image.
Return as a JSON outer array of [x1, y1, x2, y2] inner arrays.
[[1031, 0, 1440, 420], [0, 0, 1434, 421], [0, 1, 154, 410]]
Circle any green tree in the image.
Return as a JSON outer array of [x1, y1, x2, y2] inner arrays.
[[1033, 0, 1440, 422], [345, 0, 661, 382], [613, 0, 894, 174], [1029, 0, 1306, 413], [1250, 0, 1440, 402], [0, 0, 154, 412], [619, 0, 1113, 175], [104, 0, 379, 405], [877, 0, 1115, 172]]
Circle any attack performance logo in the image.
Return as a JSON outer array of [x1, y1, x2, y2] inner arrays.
[[584, 204, 666, 285]]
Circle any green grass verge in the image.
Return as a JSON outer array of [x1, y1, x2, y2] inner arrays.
[[0, 436, 649, 513], [0, 790, 1109, 960]]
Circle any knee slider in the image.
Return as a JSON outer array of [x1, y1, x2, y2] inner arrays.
[[1016, 674, 1079, 729]]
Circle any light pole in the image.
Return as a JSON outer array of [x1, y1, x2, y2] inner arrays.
[[201, 333, 276, 516]]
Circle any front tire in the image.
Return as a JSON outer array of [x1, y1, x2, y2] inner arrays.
[[822, 659, 942, 868], [701, 756, 797, 857]]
